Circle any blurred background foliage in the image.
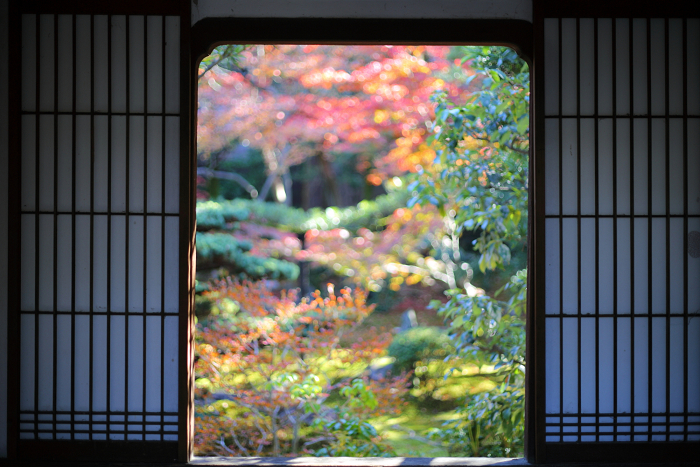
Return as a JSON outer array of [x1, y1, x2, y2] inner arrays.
[[194, 44, 528, 458]]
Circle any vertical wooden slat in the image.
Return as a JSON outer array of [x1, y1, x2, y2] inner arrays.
[[33, 13, 40, 441], [105, 13, 112, 442], [70, 12, 77, 442], [179, 0, 193, 457], [8, 0, 23, 457]]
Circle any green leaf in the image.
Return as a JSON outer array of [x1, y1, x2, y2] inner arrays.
[[516, 116, 529, 135]]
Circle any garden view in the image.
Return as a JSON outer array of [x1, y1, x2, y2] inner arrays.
[[194, 44, 529, 458]]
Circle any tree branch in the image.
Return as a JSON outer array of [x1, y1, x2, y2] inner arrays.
[[197, 167, 259, 198]]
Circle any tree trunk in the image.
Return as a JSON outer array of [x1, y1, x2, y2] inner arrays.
[[316, 151, 340, 207]]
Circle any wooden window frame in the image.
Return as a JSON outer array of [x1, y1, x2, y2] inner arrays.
[[8, 0, 700, 462], [188, 17, 539, 464]]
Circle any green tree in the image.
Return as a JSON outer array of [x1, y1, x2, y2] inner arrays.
[[413, 46, 529, 457]]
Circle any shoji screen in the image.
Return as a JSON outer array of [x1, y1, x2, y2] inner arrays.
[[11, 9, 186, 461], [541, 16, 700, 459]]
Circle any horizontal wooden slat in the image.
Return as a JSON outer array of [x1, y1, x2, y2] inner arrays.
[[19, 0, 180, 16]]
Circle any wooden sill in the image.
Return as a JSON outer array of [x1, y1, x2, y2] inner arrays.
[[190, 458, 527, 467]]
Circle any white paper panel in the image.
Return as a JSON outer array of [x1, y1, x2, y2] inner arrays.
[[580, 119, 595, 215], [74, 215, 90, 312], [688, 317, 700, 413], [163, 316, 178, 413], [580, 318, 596, 412], [668, 119, 683, 215], [110, 216, 126, 312], [145, 316, 162, 411], [598, 318, 614, 413], [633, 318, 649, 413], [39, 15, 55, 113], [633, 218, 648, 315], [615, 219, 631, 314], [546, 318, 560, 413], [164, 17, 180, 114], [579, 19, 595, 116], [651, 218, 666, 314], [665, 19, 683, 116], [650, 119, 666, 215], [164, 116, 180, 213], [688, 119, 700, 215], [110, 315, 126, 417], [580, 218, 596, 315], [164, 217, 179, 313], [597, 19, 613, 116], [668, 219, 684, 314], [93, 216, 108, 312], [38, 215, 53, 311], [129, 16, 145, 114], [668, 318, 684, 413], [544, 120, 559, 215], [75, 16, 92, 113], [20, 314, 35, 410], [598, 218, 614, 313], [74, 115, 91, 212], [37, 315, 53, 411], [545, 218, 560, 315], [544, 19, 559, 116], [147, 16, 164, 113], [689, 218, 700, 316], [128, 217, 144, 312], [596, 119, 613, 215], [632, 118, 648, 215], [128, 316, 144, 414], [16, 10, 182, 443], [632, 19, 648, 115], [56, 215, 72, 311], [615, 19, 630, 116], [561, 119, 577, 215], [21, 115, 36, 211], [687, 19, 700, 116], [21, 215, 35, 311], [562, 319, 578, 413], [147, 117, 163, 212], [129, 116, 145, 213], [93, 16, 109, 113], [561, 219, 578, 314], [561, 19, 577, 116], [21, 15, 37, 111], [57, 15, 73, 113], [146, 217, 162, 312], [57, 116, 73, 212], [111, 116, 127, 213], [93, 116, 109, 212], [651, 317, 666, 413], [649, 19, 665, 116], [74, 315, 90, 410], [110, 16, 127, 114], [615, 118, 630, 215], [38, 115, 54, 212], [616, 317, 631, 413], [56, 315, 72, 411], [92, 315, 108, 412]]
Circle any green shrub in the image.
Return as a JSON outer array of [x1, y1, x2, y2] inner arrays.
[[196, 232, 299, 280], [196, 199, 250, 231], [195, 190, 410, 235], [304, 190, 410, 233], [387, 326, 455, 375]]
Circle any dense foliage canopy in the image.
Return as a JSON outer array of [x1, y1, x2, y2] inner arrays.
[[194, 44, 529, 458]]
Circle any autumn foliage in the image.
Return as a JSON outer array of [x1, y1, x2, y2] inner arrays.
[[197, 45, 474, 201], [194, 281, 410, 457]]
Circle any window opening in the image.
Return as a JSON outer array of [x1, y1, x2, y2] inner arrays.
[[193, 44, 529, 459]]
